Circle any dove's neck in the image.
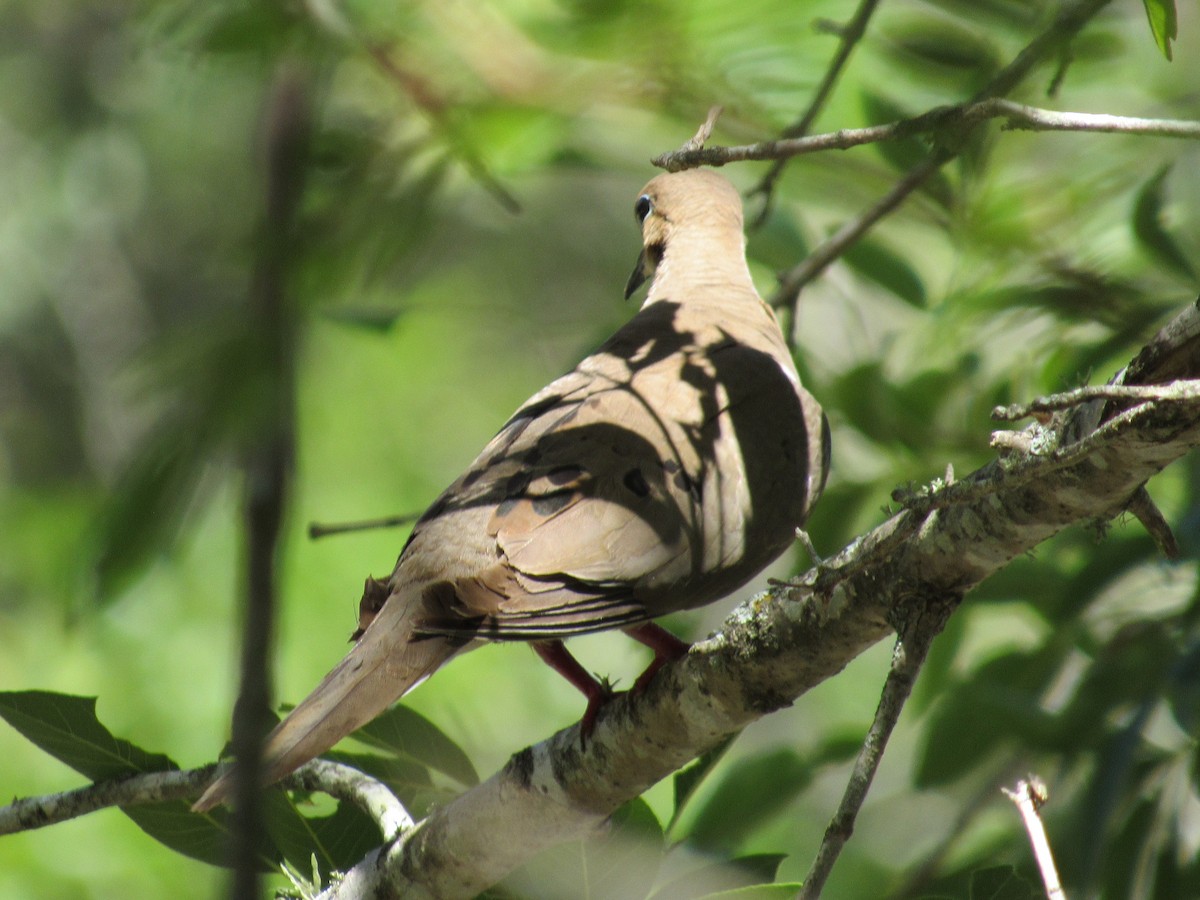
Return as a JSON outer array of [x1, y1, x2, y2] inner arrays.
[[644, 229, 758, 306]]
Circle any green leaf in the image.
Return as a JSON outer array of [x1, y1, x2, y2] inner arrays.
[[125, 802, 251, 869], [684, 748, 813, 853], [669, 734, 739, 832], [747, 213, 808, 273], [321, 306, 408, 333], [843, 239, 927, 307], [0, 691, 270, 869], [915, 646, 1065, 787], [93, 413, 214, 601], [968, 866, 1033, 900], [861, 92, 955, 209], [648, 855, 789, 900], [694, 885, 805, 899], [582, 797, 664, 900], [266, 792, 380, 880], [887, 15, 1001, 80], [349, 704, 478, 786], [1132, 164, 1196, 282], [1141, 0, 1178, 61], [0, 690, 176, 780]]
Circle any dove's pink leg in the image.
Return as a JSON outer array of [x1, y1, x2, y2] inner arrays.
[[532, 640, 612, 746], [623, 623, 690, 694]]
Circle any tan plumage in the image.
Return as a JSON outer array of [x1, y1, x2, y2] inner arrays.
[[193, 168, 829, 812]]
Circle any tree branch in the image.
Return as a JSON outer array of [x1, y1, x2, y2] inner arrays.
[[312, 300, 1200, 898], [1003, 777, 1066, 900], [764, 0, 1120, 311], [0, 761, 407, 842], [655, 100, 1200, 172], [749, 0, 883, 226], [229, 64, 310, 898], [798, 601, 951, 899], [0, 768, 215, 836]]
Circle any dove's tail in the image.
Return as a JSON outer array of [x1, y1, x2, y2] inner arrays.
[[192, 591, 458, 813]]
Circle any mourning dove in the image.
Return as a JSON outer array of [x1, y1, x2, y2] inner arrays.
[[193, 168, 830, 812]]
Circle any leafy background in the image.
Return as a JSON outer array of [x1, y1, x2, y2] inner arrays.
[[0, 0, 1198, 897]]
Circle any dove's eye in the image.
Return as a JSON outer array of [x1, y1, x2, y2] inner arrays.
[[634, 195, 652, 223]]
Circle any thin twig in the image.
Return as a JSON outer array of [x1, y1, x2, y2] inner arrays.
[[770, 153, 949, 308], [0, 767, 216, 835], [1003, 776, 1066, 900], [993, 380, 1200, 420], [657, 99, 1200, 172], [682, 106, 723, 152], [895, 384, 1198, 517], [1127, 485, 1180, 559], [0, 761, 409, 841], [292, 759, 414, 839], [760, 0, 1117, 308], [751, 0, 883, 225], [364, 44, 521, 214], [309, 512, 422, 540], [798, 602, 952, 899]]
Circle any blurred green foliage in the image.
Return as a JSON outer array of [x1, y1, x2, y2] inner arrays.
[[1, 0, 1198, 897]]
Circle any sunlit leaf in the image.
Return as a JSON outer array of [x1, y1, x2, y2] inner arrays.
[[693, 886, 804, 899], [0, 690, 176, 780], [1141, 0, 1178, 61], [349, 704, 478, 786], [0, 691, 263, 868]]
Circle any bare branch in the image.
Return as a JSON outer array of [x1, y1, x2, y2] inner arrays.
[[0, 760, 407, 842], [750, 0, 883, 224], [764, 0, 1119, 308], [769, 154, 948, 308], [290, 760, 414, 840], [683, 106, 723, 152], [1127, 485, 1180, 559], [0, 768, 216, 836], [798, 602, 951, 899], [659, 101, 1200, 172], [981, 99, 1200, 138], [1003, 777, 1066, 900], [308, 512, 422, 540], [993, 380, 1200, 420]]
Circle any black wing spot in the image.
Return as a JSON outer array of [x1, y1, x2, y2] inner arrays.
[[624, 468, 651, 498], [532, 492, 573, 516], [495, 497, 519, 518], [546, 464, 584, 486], [505, 470, 532, 496]]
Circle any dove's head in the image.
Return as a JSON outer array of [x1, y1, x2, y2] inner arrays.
[[624, 169, 749, 300]]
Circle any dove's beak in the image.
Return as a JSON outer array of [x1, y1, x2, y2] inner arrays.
[[624, 248, 649, 299]]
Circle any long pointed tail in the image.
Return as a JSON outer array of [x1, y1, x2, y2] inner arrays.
[[192, 593, 457, 812]]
